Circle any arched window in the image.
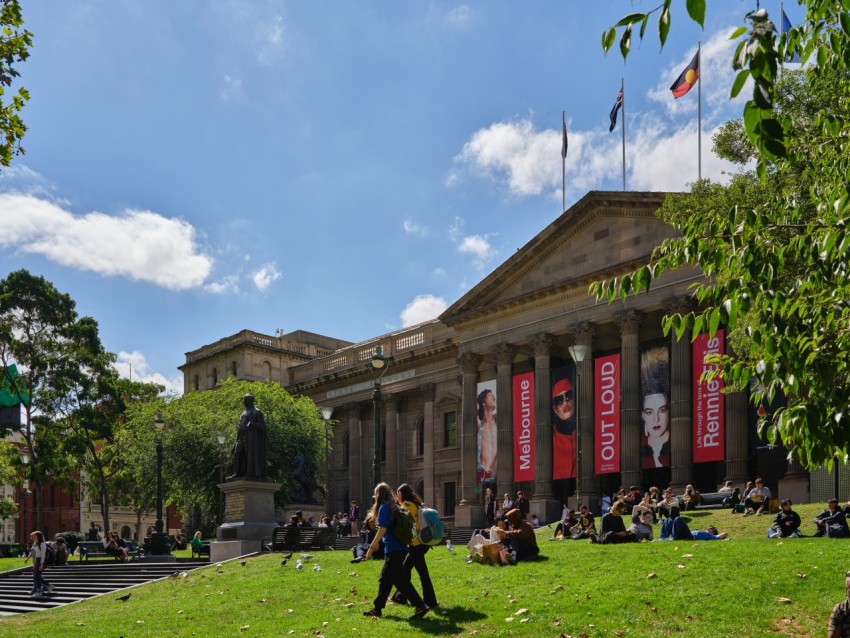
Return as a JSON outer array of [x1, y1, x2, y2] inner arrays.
[[120, 525, 131, 540]]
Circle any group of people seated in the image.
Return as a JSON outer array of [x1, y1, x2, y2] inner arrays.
[[467, 507, 540, 565], [588, 500, 728, 544], [769, 497, 850, 539]]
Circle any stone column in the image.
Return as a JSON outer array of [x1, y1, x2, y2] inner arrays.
[[779, 446, 810, 504], [385, 393, 400, 490], [574, 322, 597, 509], [455, 352, 483, 527], [668, 300, 693, 492], [359, 404, 372, 499], [724, 389, 749, 485], [529, 333, 559, 524], [494, 344, 517, 500], [617, 310, 642, 489], [345, 402, 362, 507], [421, 383, 436, 507]]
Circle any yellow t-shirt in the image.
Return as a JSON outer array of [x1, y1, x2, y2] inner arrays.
[[405, 501, 421, 547]]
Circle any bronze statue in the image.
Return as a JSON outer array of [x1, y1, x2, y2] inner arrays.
[[229, 394, 269, 480]]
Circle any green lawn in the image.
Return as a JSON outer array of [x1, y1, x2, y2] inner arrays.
[[1, 504, 848, 637]]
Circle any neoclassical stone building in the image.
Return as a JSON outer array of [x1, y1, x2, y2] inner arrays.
[[181, 191, 818, 528]]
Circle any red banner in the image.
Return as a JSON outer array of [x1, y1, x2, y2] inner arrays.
[[512, 371, 535, 482], [595, 354, 620, 474], [692, 332, 725, 463]]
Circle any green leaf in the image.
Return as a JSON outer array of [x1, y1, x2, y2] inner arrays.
[[730, 70, 750, 98], [685, 0, 705, 27], [620, 25, 632, 58], [729, 26, 748, 39], [602, 27, 616, 54], [615, 13, 647, 28], [658, 6, 671, 47]]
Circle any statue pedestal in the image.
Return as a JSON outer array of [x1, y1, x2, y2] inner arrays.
[[213, 479, 281, 562]]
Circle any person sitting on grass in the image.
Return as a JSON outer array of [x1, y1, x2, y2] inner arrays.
[[690, 525, 728, 541], [495, 508, 539, 562], [768, 499, 802, 538], [657, 488, 680, 520], [742, 477, 771, 516], [682, 484, 702, 511], [550, 508, 578, 540], [570, 505, 596, 540], [591, 501, 636, 544], [815, 499, 850, 538], [632, 491, 658, 524], [628, 510, 654, 541]]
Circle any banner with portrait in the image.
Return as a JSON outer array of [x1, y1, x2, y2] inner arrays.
[[512, 371, 535, 482], [594, 353, 621, 474], [692, 332, 725, 463], [551, 364, 576, 480], [476, 380, 497, 482], [640, 345, 670, 469]]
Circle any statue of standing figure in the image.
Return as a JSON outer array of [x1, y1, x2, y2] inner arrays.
[[229, 394, 269, 481]]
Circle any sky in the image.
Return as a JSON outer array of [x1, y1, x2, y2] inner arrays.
[[0, 1, 800, 395]]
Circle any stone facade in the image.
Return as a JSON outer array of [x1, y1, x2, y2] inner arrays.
[[181, 191, 808, 526]]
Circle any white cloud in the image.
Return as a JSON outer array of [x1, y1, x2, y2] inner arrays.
[[251, 263, 281, 291], [446, 5, 471, 26], [459, 234, 495, 270], [0, 193, 214, 290], [114, 350, 183, 396], [257, 15, 286, 65], [448, 216, 465, 241], [403, 217, 428, 237], [220, 74, 243, 100], [456, 119, 561, 197], [400, 294, 448, 327], [454, 25, 745, 200], [205, 275, 239, 294]]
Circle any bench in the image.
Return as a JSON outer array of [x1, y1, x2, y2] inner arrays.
[[678, 489, 739, 510], [264, 527, 336, 552], [77, 540, 140, 561], [191, 542, 211, 558]]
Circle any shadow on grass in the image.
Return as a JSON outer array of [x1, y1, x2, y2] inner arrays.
[[376, 606, 487, 634]]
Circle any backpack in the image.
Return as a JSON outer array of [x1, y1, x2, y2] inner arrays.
[[392, 506, 416, 546], [43, 543, 56, 567], [416, 506, 445, 546]]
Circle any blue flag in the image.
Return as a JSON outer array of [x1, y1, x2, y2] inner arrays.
[[609, 90, 623, 132]]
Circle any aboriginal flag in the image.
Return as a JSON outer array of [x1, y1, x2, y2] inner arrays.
[[561, 121, 568, 159], [670, 51, 699, 99]]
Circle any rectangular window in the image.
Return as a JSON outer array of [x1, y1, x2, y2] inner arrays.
[[443, 482, 456, 516], [443, 411, 457, 447]]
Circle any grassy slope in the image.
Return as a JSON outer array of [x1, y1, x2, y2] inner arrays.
[[0, 504, 848, 637]]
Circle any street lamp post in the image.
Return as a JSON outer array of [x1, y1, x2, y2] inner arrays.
[[150, 411, 171, 556], [321, 407, 334, 516], [568, 344, 588, 510], [20, 450, 31, 542], [216, 432, 226, 522], [370, 346, 389, 488]]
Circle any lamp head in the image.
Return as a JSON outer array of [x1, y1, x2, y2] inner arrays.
[[568, 344, 589, 364], [20, 450, 31, 465], [321, 406, 334, 421], [371, 345, 387, 370]]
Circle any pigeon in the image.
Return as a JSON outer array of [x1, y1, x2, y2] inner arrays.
[[446, 540, 454, 552], [240, 560, 247, 566], [215, 563, 223, 569], [171, 570, 180, 577], [180, 571, 189, 578], [313, 564, 321, 572], [282, 551, 294, 559], [295, 559, 303, 571], [300, 553, 313, 560], [115, 593, 132, 602], [280, 559, 288, 566]]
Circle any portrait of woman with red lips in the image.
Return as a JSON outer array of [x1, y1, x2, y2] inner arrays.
[[640, 346, 670, 469]]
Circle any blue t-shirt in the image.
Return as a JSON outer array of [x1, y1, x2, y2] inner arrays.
[[691, 530, 719, 541], [377, 503, 406, 554]]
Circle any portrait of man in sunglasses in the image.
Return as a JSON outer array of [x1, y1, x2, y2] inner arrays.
[[551, 368, 577, 480]]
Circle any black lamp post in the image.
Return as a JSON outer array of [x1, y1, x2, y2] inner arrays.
[[150, 411, 171, 556], [216, 432, 226, 522], [321, 407, 334, 515], [20, 449, 31, 542], [568, 344, 588, 510], [370, 345, 389, 487]]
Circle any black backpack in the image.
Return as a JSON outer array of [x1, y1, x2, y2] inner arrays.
[[43, 543, 56, 567], [392, 506, 416, 546]]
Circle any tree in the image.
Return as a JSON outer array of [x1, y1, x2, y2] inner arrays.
[[0, 270, 79, 532], [596, 3, 850, 468], [119, 378, 326, 534], [0, 0, 30, 167]]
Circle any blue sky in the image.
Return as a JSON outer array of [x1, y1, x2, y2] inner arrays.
[[0, 1, 798, 394]]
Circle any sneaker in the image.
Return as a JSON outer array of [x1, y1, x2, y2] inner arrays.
[[362, 608, 382, 618], [390, 593, 407, 605], [588, 533, 598, 544], [412, 605, 430, 619], [31, 592, 43, 599], [742, 510, 750, 517]]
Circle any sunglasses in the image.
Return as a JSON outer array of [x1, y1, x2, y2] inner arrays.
[[553, 392, 574, 406]]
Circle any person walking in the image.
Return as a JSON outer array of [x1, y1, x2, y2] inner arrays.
[[362, 482, 430, 619], [390, 483, 439, 610], [27, 531, 54, 598]]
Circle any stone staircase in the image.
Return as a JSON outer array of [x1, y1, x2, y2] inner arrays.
[[0, 560, 208, 615]]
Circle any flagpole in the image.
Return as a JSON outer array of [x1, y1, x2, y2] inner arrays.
[[621, 77, 626, 191], [698, 42, 702, 181], [562, 110, 566, 213]]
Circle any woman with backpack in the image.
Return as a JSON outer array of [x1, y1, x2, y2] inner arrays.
[[27, 531, 55, 598], [390, 484, 439, 611], [362, 482, 430, 620]]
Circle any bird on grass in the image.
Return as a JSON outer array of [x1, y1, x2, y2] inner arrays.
[[313, 564, 321, 572], [115, 593, 132, 602], [280, 559, 288, 566], [282, 551, 294, 559], [240, 560, 247, 566], [446, 540, 454, 552], [300, 553, 313, 560], [295, 559, 303, 571]]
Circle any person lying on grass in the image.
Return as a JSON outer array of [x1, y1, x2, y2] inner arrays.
[[690, 525, 728, 541]]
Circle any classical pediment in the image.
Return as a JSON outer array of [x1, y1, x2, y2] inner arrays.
[[440, 191, 676, 326]]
